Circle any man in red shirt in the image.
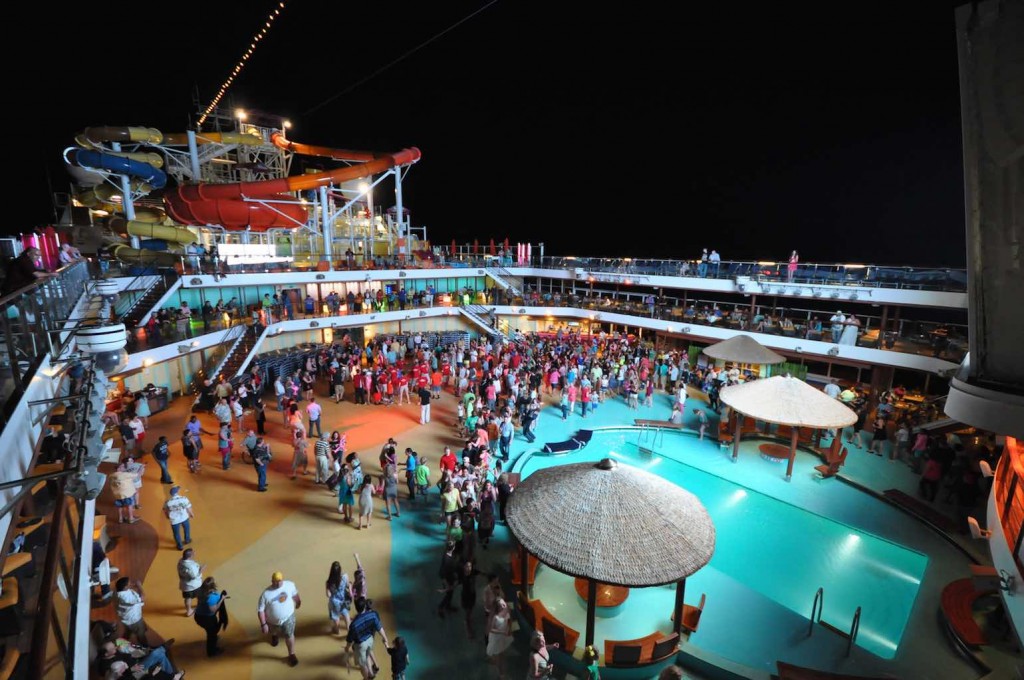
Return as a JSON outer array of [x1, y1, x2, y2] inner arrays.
[[439, 447, 457, 473]]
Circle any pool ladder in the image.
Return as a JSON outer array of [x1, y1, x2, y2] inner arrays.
[[637, 423, 665, 448], [809, 587, 861, 657]]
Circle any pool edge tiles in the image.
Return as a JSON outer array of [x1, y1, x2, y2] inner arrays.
[[513, 436, 929, 661]]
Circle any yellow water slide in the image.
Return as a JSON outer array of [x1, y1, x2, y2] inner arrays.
[[76, 126, 264, 148], [111, 245, 181, 267], [108, 216, 198, 245]]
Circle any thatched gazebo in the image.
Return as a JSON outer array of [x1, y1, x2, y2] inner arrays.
[[506, 459, 716, 647], [702, 334, 786, 365], [720, 375, 857, 480]]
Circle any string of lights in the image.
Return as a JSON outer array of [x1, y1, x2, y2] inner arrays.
[[197, 1, 287, 127]]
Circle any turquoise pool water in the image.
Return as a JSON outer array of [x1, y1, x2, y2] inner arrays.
[[516, 433, 929, 660]]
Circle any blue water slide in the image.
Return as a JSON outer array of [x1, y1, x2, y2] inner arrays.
[[68, 149, 167, 190], [137, 239, 168, 251]]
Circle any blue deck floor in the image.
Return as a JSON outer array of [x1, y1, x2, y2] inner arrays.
[[389, 392, 984, 679]]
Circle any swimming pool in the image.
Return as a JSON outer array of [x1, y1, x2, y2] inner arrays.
[[515, 433, 929, 660]]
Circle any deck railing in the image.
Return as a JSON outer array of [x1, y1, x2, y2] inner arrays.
[[0, 260, 90, 425], [539, 257, 968, 292]]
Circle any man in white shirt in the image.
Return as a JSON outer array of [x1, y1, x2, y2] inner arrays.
[[115, 578, 149, 643], [163, 487, 194, 551], [709, 249, 721, 277], [822, 379, 843, 438], [258, 571, 302, 667], [275, 377, 286, 411], [829, 311, 846, 343], [306, 397, 322, 437], [213, 398, 232, 427], [232, 397, 245, 433], [177, 548, 203, 617], [58, 243, 79, 265], [823, 379, 841, 399]]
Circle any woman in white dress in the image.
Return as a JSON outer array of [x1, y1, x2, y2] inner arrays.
[[839, 314, 861, 346], [134, 392, 151, 428], [485, 598, 514, 678]]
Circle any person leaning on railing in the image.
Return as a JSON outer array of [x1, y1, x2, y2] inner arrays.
[[1, 246, 53, 295]]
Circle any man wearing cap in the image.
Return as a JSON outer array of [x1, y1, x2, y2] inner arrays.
[[829, 310, 846, 344], [258, 572, 302, 667], [163, 487, 194, 551]]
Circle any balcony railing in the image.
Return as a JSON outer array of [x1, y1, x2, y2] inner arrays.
[[0, 260, 90, 425], [539, 257, 968, 292]]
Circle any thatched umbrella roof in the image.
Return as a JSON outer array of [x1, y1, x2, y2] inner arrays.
[[720, 375, 857, 428], [506, 459, 715, 587], [702, 334, 785, 365]]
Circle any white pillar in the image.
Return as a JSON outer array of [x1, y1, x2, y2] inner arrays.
[[187, 130, 202, 181], [320, 186, 333, 270], [394, 166, 405, 259], [111, 142, 139, 248]]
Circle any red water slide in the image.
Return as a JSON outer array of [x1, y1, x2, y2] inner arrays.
[[164, 143, 420, 231]]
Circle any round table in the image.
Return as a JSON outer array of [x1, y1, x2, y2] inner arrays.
[[573, 578, 630, 607], [759, 442, 790, 463]]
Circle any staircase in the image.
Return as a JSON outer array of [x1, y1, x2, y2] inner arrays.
[[119, 277, 170, 330], [485, 265, 525, 298], [216, 324, 260, 380], [461, 305, 509, 341]]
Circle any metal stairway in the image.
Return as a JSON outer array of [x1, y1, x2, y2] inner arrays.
[[460, 305, 509, 341], [117, 276, 169, 329], [485, 265, 525, 298]]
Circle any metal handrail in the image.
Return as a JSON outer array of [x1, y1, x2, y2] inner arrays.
[[538, 257, 967, 292], [0, 259, 86, 306], [809, 587, 823, 637], [211, 323, 252, 379], [115, 272, 166, 322], [848, 606, 861, 657]]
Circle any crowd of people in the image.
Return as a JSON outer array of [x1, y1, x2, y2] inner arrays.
[[104, 322, 962, 679], [820, 379, 999, 530]]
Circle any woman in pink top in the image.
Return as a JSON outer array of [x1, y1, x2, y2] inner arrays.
[[567, 383, 577, 416], [788, 250, 799, 282], [548, 369, 560, 395]]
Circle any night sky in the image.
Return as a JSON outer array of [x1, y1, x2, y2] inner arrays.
[[10, 1, 967, 267]]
